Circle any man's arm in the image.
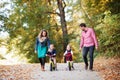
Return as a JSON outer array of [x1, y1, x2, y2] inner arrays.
[[91, 29, 98, 50], [80, 33, 84, 49]]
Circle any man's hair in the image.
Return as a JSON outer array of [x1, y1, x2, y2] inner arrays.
[[79, 23, 86, 27]]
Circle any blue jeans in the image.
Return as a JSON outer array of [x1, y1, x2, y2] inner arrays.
[[82, 45, 95, 69]]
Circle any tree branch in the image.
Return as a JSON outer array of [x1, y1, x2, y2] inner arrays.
[[47, 0, 51, 5], [62, 0, 66, 9], [80, 0, 94, 27], [45, 12, 60, 16]]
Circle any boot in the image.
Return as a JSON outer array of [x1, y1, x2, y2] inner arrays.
[[41, 65, 45, 71]]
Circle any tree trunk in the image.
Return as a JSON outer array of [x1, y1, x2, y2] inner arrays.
[[57, 0, 68, 51]]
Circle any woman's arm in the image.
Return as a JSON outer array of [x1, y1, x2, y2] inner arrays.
[[47, 38, 50, 48]]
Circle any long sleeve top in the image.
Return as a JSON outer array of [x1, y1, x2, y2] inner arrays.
[[80, 28, 98, 48], [47, 49, 56, 56], [35, 37, 50, 51]]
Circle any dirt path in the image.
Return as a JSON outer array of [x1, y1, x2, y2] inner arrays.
[[1, 58, 119, 80], [30, 63, 103, 80], [0, 63, 103, 80]]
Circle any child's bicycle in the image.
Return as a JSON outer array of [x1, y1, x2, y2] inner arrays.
[[48, 55, 56, 71], [68, 61, 73, 71], [65, 55, 74, 71]]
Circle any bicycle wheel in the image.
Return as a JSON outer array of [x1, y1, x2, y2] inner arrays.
[[50, 62, 52, 71], [68, 62, 71, 71]]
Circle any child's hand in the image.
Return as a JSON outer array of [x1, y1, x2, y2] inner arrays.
[[46, 54, 48, 56]]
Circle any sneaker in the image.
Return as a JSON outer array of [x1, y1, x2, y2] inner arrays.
[[89, 68, 93, 71]]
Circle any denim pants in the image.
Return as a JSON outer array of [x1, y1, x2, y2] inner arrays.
[[82, 45, 95, 69]]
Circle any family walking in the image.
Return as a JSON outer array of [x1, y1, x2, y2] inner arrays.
[[35, 23, 98, 71]]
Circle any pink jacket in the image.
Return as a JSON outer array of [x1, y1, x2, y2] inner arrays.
[[80, 28, 98, 48]]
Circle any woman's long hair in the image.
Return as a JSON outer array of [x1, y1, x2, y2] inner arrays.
[[38, 29, 48, 38]]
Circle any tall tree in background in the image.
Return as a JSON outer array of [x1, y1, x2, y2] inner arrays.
[[57, 0, 68, 51], [2, 0, 69, 62], [47, 0, 68, 51]]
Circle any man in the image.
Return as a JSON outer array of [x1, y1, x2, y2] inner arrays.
[[79, 23, 98, 71]]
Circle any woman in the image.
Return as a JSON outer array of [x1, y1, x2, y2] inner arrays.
[[35, 29, 50, 71]]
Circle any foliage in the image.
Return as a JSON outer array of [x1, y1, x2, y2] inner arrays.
[[98, 13, 120, 57], [0, 0, 120, 63], [78, 0, 120, 58], [3, 0, 54, 62], [2, 0, 71, 62]]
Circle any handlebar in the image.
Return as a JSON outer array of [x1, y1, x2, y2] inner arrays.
[[46, 54, 56, 57]]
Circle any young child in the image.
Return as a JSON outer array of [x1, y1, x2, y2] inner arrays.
[[64, 44, 74, 70], [46, 44, 57, 70]]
